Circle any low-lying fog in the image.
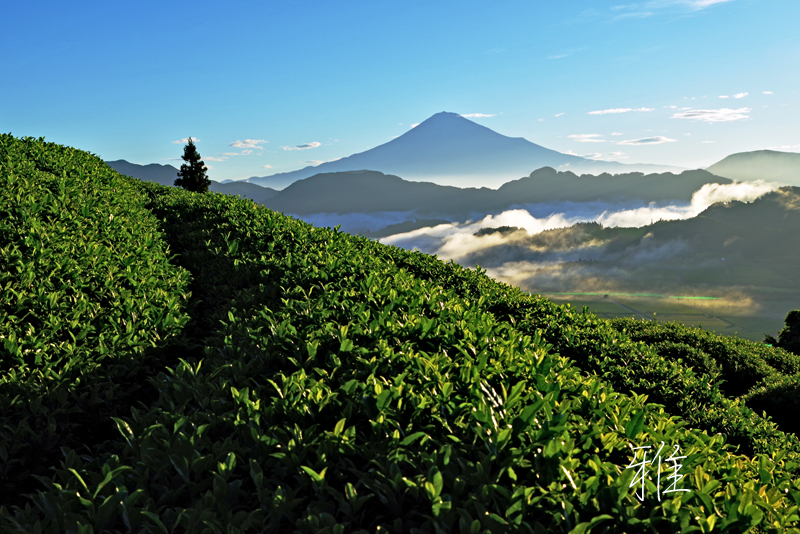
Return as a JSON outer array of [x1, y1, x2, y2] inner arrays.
[[379, 180, 778, 257]]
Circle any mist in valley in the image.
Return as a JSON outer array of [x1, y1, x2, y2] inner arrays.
[[335, 179, 797, 338]]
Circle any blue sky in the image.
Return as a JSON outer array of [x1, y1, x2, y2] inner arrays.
[[3, 0, 798, 184]]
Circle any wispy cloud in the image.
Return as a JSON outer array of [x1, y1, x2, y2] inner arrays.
[[303, 160, 325, 165], [611, 132, 624, 136], [461, 113, 496, 118], [606, 0, 733, 21], [617, 136, 677, 145], [613, 11, 654, 19], [282, 142, 322, 151], [671, 108, 751, 122], [681, 0, 734, 10], [763, 91, 774, 95], [587, 107, 654, 115], [204, 156, 227, 162], [569, 134, 606, 143], [262, 164, 272, 169], [230, 139, 267, 149], [719, 92, 748, 99], [555, 113, 565, 117], [547, 46, 588, 60], [172, 138, 200, 144]]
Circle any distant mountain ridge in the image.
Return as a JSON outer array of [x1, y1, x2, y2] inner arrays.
[[104, 160, 280, 204], [706, 150, 800, 186], [243, 112, 684, 189], [261, 167, 732, 220]]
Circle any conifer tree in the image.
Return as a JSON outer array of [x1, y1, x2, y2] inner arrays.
[[174, 137, 211, 193]]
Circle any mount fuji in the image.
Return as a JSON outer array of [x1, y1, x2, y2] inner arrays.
[[244, 112, 683, 189]]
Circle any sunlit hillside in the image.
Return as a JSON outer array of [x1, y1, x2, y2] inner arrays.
[[2, 134, 800, 533]]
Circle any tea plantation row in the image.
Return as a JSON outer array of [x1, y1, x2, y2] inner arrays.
[[2, 133, 800, 533]]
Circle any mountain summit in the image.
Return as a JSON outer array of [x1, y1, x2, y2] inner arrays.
[[245, 112, 682, 189]]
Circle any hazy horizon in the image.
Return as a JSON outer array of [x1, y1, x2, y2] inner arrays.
[[3, 1, 798, 185]]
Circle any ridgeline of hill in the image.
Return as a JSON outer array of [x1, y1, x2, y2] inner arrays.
[[260, 168, 730, 219], [105, 159, 281, 204], [707, 150, 800, 186], [3, 134, 800, 533], [108, 159, 732, 221]]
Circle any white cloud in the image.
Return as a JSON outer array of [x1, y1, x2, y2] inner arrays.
[[701, 140, 715, 143], [617, 136, 677, 145], [663, 105, 678, 109], [172, 138, 200, 144], [230, 139, 267, 149], [608, 151, 628, 159], [671, 108, 751, 122], [555, 113, 565, 117], [587, 107, 654, 115], [282, 142, 322, 151], [582, 152, 604, 159], [681, 0, 734, 10], [461, 113, 496, 118], [763, 91, 774, 95], [733, 92, 748, 98], [204, 156, 227, 162], [569, 134, 606, 143], [719, 95, 730, 99], [611, 132, 623, 136], [262, 164, 272, 169], [613, 11, 654, 19]]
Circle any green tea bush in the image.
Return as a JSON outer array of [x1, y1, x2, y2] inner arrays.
[[2, 134, 800, 533], [610, 318, 800, 397], [0, 134, 193, 506]]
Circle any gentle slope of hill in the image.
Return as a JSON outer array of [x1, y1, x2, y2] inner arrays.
[[105, 159, 281, 203], [2, 134, 800, 533], [706, 149, 800, 186]]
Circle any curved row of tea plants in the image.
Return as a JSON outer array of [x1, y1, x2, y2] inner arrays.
[[608, 318, 800, 438], [370, 243, 800, 464], [0, 134, 194, 507], [1, 134, 799, 533]]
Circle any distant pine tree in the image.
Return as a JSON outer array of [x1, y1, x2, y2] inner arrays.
[[174, 138, 211, 193]]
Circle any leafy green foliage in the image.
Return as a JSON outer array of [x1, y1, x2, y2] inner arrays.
[[1, 134, 800, 532], [0, 134, 193, 508]]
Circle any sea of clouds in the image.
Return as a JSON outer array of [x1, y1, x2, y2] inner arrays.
[[377, 180, 779, 261]]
